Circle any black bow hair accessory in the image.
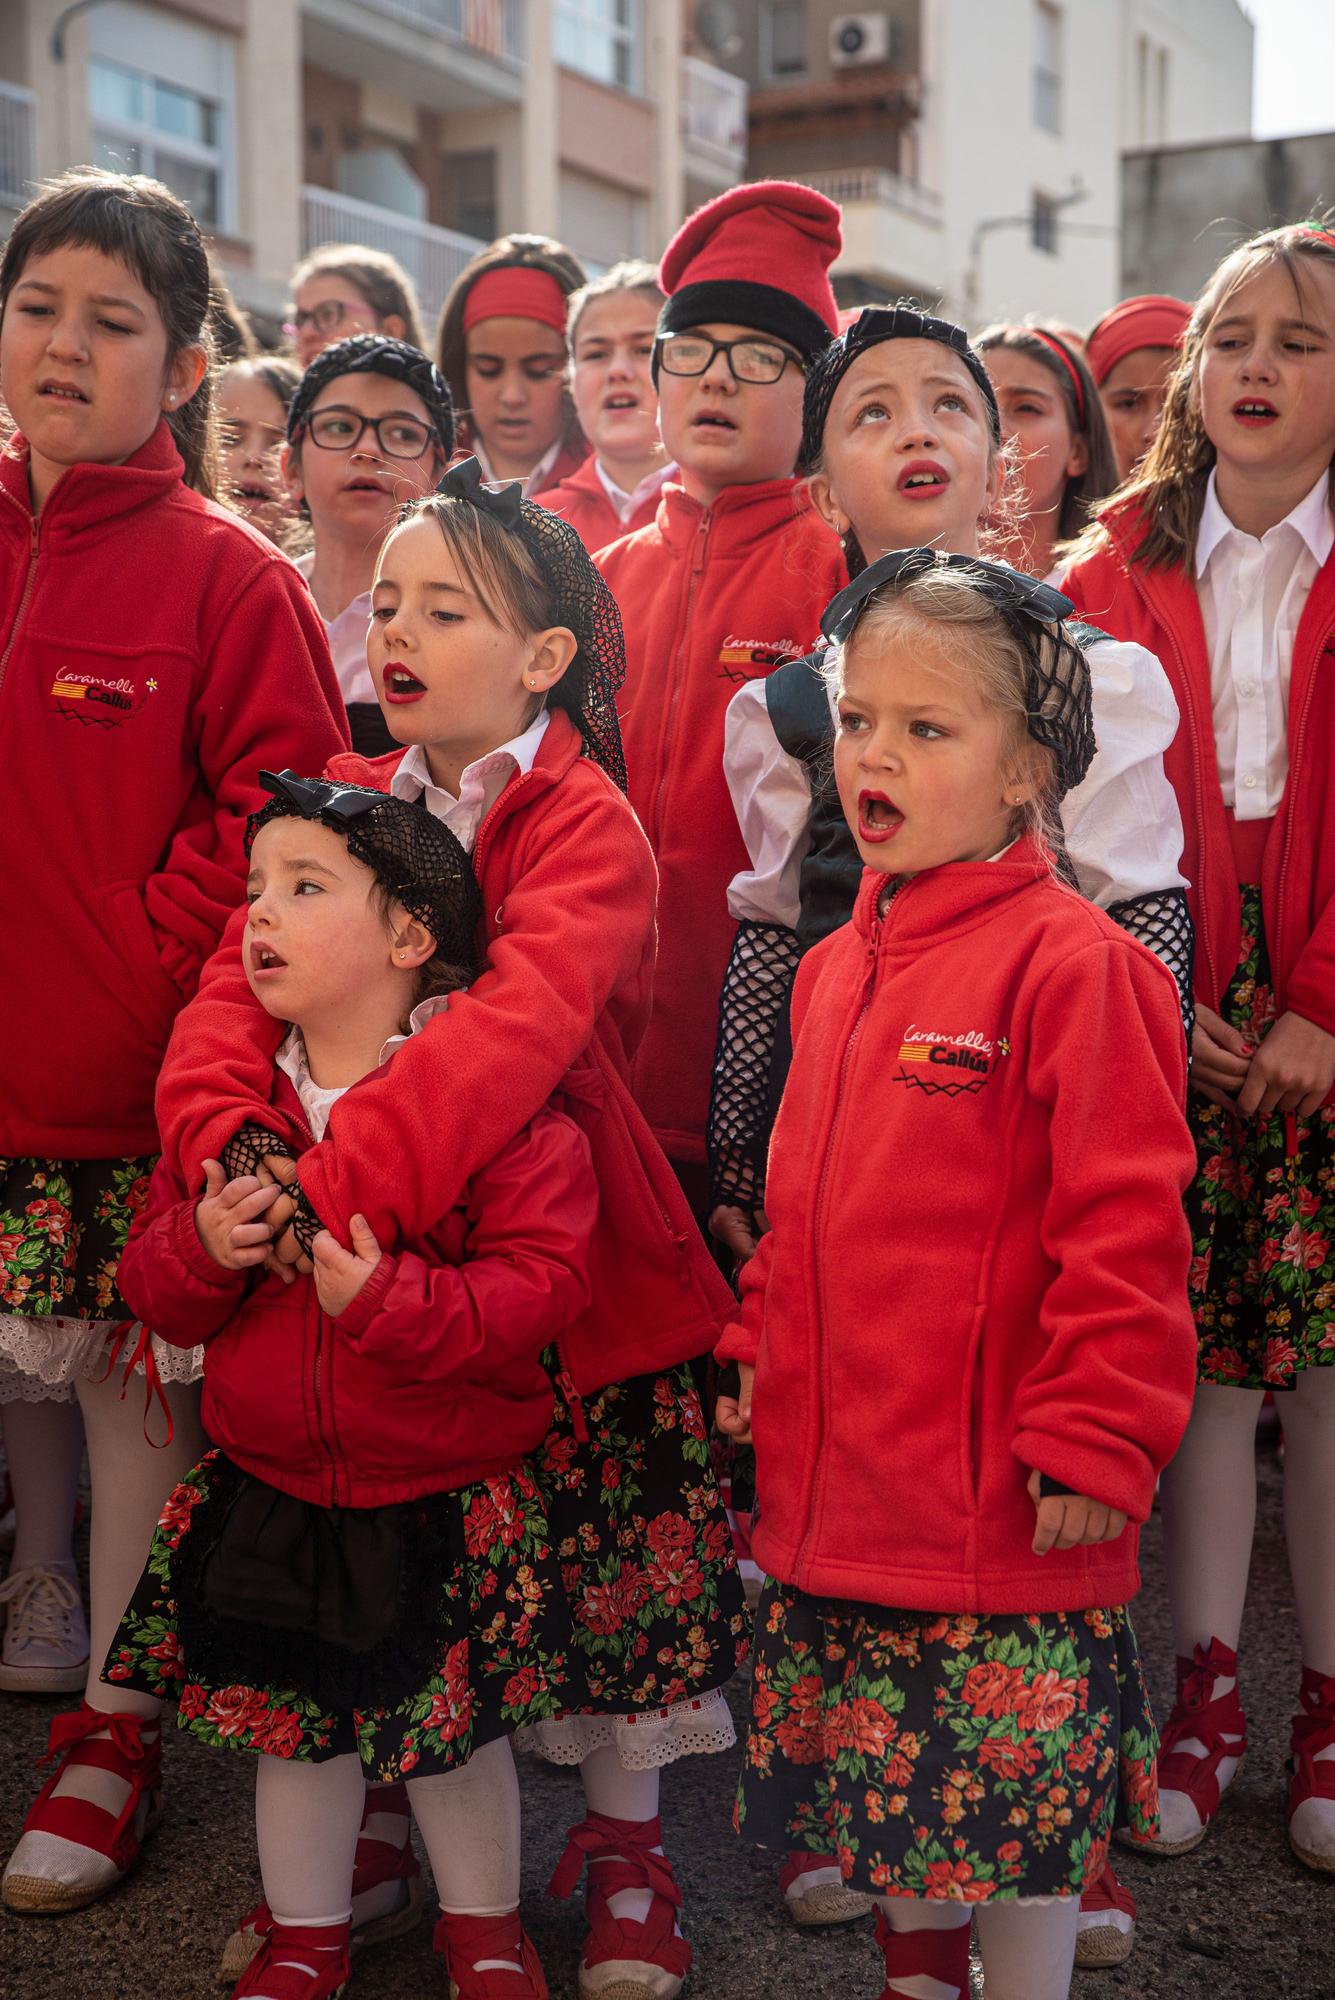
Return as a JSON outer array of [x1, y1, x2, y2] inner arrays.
[[245, 771, 481, 975], [423, 456, 628, 791], [821, 549, 1094, 798]]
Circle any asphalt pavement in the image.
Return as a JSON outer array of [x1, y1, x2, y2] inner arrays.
[[1, 1431, 1330, 2000]]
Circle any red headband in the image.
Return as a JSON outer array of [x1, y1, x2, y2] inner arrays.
[[1299, 224, 1335, 252], [1085, 294, 1191, 387], [1026, 327, 1086, 424], [463, 266, 568, 336]]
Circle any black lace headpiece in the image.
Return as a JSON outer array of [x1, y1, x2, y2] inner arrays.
[[801, 305, 1001, 473], [287, 334, 455, 456], [432, 457, 628, 791], [822, 549, 1096, 798], [245, 771, 481, 973]]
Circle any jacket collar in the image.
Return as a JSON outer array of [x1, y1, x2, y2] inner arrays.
[[654, 473, 817, 556], [851, 833, 1054, 947], [326, 706, 583, 804], [0, 419, 184, 543]]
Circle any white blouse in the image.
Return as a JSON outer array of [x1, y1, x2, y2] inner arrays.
[[389, 707, 550, 855], [1195, 467, 1334, 820], [723, 634, 1188, 929], [295, 552, 375, 709]]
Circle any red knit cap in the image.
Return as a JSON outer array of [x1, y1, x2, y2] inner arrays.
[[1085, 294, 1191, 386], [657, 180, 842, 360]]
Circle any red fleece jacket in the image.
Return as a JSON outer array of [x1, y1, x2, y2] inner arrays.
[[532, 455, 663, 553], [1063, 504, 1335, 1057], [121, 1069, 594, 1507], [0, 424, 347, 1159], [718, 841, 1197, 1614], [154, 713, 736, 1393], [597, 479, 846, 1160]]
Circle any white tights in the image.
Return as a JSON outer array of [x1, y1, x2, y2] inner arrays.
[[1159, 1370, 1335, 1844], [0, 1397, 85, 1571], [877, 1896, 1080, 2000]]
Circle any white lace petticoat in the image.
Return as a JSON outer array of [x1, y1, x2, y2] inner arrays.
[[515, 1684, 737, 1770], [0, 1313, 204, 1404]]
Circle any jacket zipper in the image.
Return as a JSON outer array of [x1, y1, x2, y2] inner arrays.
[[286, 1108, 344, 1506], [796, 890, 894, 1572], [1269, 638, 1321, 1010], [0, 499, 39, 698], [1128, 562, 1220, 1002], [552, 1339, 589, 1442], [648, 507, 711, 852]]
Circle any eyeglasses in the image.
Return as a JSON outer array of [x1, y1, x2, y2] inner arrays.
[[301, 407, 436, 460], [281, 298, 375, 341], [656, 333, 803, 384]]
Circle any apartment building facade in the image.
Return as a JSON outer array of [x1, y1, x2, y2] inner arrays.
[[692, 0, 1254, 325], [0, 0, 749, 333]]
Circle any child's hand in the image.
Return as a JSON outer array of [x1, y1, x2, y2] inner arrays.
[[715, 1361, 755, 1445], [1190, 1004, 1251, 1109], [709, 1204, 769, 1266], [1027, 1469, 1126, 1556], [311, 1215, 383, 1319], [1235, 1011, 1335, 1122], [194, 1161, 283, 1271]]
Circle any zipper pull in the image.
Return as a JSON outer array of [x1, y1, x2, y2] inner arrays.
[[555, 1367, 589, 1443]]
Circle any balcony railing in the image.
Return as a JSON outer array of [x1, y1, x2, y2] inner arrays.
[[681, 55, 747, 177], [798, 166, 942, 225], [303, 186, 486, 323], [351, 0, 525, 64], [0, 79, 34, 205]]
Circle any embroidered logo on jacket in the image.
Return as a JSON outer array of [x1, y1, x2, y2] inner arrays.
[[717, 634, 800, 681], [48, 668, 153, 728], [894, 1023, 1011, 1097]]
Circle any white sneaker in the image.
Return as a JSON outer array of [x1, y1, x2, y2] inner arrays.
[[0, 1564, 90, 1693]]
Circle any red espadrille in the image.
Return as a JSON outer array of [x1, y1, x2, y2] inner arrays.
[[434, 1909, 549, 1999], [2, 1702, 163, 1913], [231, 1920, 350, 1999], [549, 1812, 691, 2000], [1120, 1638, 1246, 1857], [1074, 1858, 1137, 1967], [1288, 1667, 1335, 1873], [217, 1781, 425, 1983], [874, 1906, 970, 1998]]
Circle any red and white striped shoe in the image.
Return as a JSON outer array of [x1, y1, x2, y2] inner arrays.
[[549, 1811, 691, 2000], [434, 1909, 549, 1999], [1074, 1859, 1137, 1967], [1288, 1667, 1335, 1874], [230, 1919, 351, 1999], [217, 1781, 426, 1983], [778, 1849, 873, 1926], [1119, 1638, 1247, 1857], [2, 1702, 163, 1912]]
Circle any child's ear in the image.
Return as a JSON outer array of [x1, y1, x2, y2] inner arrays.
[[806, 470, 848, 538], [524, 625, 578, 695], [1064, 432, 1090, 480], [163, 342, 208, 413], [280, 440, 304, 506], [390, 915, 435, 972], [382, 313, 407, 341]]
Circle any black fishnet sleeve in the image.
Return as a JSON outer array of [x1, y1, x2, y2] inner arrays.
[[1105, 888, 1196, 1049], [219, 1122, 324, 1258], [707, 920, 804, 1215]]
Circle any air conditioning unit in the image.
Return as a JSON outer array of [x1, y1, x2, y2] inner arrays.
[[830, 12, 892, 68]]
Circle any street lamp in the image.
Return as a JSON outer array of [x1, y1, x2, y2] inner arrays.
[[964, 178, 1089, 313]]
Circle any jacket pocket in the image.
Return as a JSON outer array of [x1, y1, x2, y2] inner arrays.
[[108, 880, 185, 1040]]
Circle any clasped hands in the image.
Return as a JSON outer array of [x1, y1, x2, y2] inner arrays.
[[713, 1362, 1127, 1556], [1192, 1004, 1335, 1120], [194, 1155, 382, 1317]]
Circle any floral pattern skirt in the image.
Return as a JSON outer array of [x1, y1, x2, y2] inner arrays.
[[1188, 884, 1335, 1390], [736, 1582, 1159, 1903], [529, 1356, 749, 1717], [107, 1449, 580, 1781], [0, 1154, 153, 1321]]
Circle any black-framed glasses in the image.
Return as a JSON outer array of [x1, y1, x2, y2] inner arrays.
[[656, 333, 803, 384], [281, 298, 375, 340], [302, 407, 436, 460]]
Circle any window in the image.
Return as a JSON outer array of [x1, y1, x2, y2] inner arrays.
[[1031, 191, 1059, 255], [760, 0, 807, 79], [87, 4, 233, 231], [555, 0, 642, 93], [444, 152, 498, 243], [1033, 0, 1061, 134]]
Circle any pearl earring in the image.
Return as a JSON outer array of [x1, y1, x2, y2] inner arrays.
[[165, 393, 176, 407]]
